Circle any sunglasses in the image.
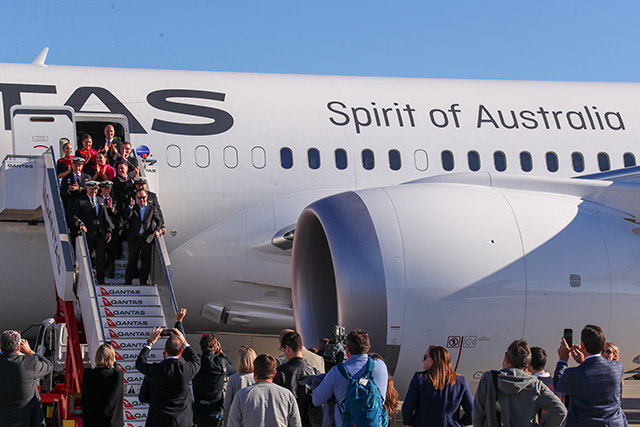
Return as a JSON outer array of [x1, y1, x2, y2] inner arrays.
[[137, 196, 147, 200], [423, 354, 430, 361], [603, 349, 614, 355]]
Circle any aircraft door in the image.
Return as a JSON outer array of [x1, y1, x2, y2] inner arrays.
[[10, 106, 76, 159]]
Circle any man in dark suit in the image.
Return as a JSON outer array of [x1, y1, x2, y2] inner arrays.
[[122, 189, 163, 285], [0, 330, 53, 426], [60, 157, 90, 221], [133, 176, 166, 236], [95, 123, 120, 154], [72, 181, 115, 284], [554, 324, 627, 426], [136, 327, 200, 427]]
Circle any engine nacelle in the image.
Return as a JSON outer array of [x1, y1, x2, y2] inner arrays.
[[292, 173, 640, 391]]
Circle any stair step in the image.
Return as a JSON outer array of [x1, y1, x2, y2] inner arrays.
[[116, 361, 140, 373], [123, 396, 149, 410], [97, 285, 159, 297], [106, 327, 156, 339], [123, 383, 142, 396], [104, 278, 140, 285], [102, 316, 166, 328], [123, 370, 147, 385], [100, 306, 164, 318], [114, 348, 164, 363], [110, 337, 166, 352], [123, 408, 148, 424], [99, 296, 160, 307]]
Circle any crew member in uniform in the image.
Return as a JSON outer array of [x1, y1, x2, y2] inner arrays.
[[72, 181, 115, 285], [112, 161, 135, 259], [60, 157, 91, 240], [98, 181, 119, 279], [122, 189, 162, 286]]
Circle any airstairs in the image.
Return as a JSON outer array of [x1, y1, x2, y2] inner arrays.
[[0, 148, 177, 427]]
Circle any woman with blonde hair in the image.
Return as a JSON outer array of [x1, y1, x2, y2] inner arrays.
[[223, 346, 257, 412], [81, 342, 124, 426], [602, 342, 620, 361], [401, 345, 473, 426]]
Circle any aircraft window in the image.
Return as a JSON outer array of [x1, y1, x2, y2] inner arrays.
[[494, 151, 507, 172], [166, 144, 181, 168], [572, 152, 585, 172], [280, 148, 293, 169], [546, 151, 559, 173], [252, 146, 266, 169], [624, 152, 636, 167], [597, 152, 610, 171], [441, 150, 454, 171], [389, 149, 401, 171], [520, 151, 532, 172], [195, 145, 210, 168], [468, 151, 480, 171], [223, 146, 238, 169], [414, 149, 428, 171], [308, 148, 320, 170], [335, 148, 348, 170], [362, 149, 375, 170]]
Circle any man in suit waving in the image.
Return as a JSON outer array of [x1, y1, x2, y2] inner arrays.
[[123, 188, 163, 285], [554, 324, 627, 426], [137, 327, 200, 426], [72, 180, 115, 284]]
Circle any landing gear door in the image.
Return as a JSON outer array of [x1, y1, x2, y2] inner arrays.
[[10, 106, 76, 159]]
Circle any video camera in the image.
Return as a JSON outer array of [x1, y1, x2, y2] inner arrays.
[[323, 325, 347, 365]]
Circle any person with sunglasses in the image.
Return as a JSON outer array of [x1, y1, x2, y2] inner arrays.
[[602, 342, 620, 361], [122, 189, 163, 285]]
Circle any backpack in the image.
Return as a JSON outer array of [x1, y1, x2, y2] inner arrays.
[[336, 357, 388, 427]]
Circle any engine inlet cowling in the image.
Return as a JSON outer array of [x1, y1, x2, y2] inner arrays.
[[291, 191, 393, 366]]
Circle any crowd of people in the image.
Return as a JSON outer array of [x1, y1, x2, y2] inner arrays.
[[0, 321, 630, 426], [57, 124, 165, 285]]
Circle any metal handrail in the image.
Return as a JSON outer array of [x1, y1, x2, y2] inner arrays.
[[76, 230, 106, 362], [151, 234, 179, 322]]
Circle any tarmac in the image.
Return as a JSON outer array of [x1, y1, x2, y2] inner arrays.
[[623, 380, 640, 425]]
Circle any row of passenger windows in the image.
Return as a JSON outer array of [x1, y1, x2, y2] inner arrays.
[[166, 144, 637, 173]]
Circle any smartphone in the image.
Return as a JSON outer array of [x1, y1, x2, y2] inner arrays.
[[563, 328, 573, 347], [160, 329, 175, 337]]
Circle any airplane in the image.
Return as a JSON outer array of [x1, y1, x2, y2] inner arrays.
[[2, 49, 640, 393]]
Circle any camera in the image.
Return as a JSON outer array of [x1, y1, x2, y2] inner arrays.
[[323, 325, 347, 366], [160, 329, 176, 337]]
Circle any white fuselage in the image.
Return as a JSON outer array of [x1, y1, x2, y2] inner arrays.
[[1, 62, 639, 390]]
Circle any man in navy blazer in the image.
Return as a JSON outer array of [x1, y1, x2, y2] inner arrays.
[[553, 324, 627, 426], [136, 326, 200, 427]]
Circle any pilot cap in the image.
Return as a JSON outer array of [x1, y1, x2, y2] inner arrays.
[[134, 177, 147, 185], [72, 157, 85, 165], [86, 181, 100, 189], [99, 180, 113, 188]]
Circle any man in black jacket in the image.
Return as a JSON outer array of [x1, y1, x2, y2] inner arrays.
[[136, 327, 200, 427], [122, 189, 163, 285], [193, 334, 236, 426], [274, 331, 321, 427], [0, 330, 53, 426], [72, 180, 115, 284]]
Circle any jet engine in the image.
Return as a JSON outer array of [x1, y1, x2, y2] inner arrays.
[[292, 173, 640, 390]]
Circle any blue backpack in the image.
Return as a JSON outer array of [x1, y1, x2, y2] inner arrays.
[[336, 357, 388, 427]]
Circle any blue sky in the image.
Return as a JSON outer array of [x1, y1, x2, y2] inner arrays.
[[1, 1, 639, 81]]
